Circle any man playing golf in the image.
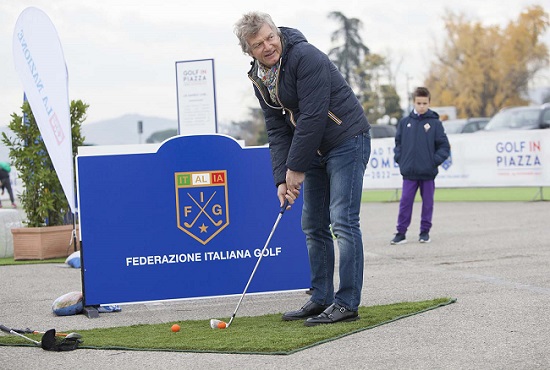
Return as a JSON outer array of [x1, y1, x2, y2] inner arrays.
[[234, 12, 371, 326]]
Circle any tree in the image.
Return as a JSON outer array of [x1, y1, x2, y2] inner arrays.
[[327, 11, 370, 93], [226, 108, 267, 146], [359, 53, 403, 123], [327, 12, 401, 123], [425, 5, 549, 117], [380, 84, 403, 121], [2, 100, 87, 227]]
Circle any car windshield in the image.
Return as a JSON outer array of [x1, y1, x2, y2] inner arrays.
[[486, 108, 540, 130], [370, 125, 396, 138], [442, 119, 466, 134]]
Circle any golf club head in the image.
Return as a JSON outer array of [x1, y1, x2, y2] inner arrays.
[[209, 319, 227, 329], [65, 332, 82, 340]]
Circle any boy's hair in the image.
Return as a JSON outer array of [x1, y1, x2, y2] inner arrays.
[[413, 87, 431, 101]]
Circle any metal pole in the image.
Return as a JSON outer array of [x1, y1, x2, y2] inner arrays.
[[137, 120, 143, 144]]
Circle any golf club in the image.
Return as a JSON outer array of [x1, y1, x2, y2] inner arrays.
[[0, 324, 40, 346], [0, 325, 82, 351], [211, 199, 289, 329], [12, 327, 81, 339]]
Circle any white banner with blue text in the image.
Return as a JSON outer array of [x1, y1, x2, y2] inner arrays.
[[12, 7, 75, 212], [364, 129, 549, 189]]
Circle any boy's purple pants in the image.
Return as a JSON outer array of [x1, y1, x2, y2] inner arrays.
[[396, 179, 435, 235]]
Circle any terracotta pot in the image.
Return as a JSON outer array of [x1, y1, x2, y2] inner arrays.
[[11, 224, 80, 260]]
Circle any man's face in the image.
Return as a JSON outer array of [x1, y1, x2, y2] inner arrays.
[[414, 96, 430, 115], [247, 23, 282, 68]]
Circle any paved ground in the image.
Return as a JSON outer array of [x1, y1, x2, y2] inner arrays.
[[0, 201, 549, 369]]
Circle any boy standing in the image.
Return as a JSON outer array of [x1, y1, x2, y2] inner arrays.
[[391, 87, 450, 244]]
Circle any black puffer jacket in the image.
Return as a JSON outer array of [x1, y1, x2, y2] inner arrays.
[[248, 27, 370, 186], [394, 109, 450, 180]]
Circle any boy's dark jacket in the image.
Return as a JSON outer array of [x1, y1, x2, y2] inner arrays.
[[247, 27, 370, 187], [394, 109, 450, 180]]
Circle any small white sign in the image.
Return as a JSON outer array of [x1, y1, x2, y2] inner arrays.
[[175, 59, 218, 135]]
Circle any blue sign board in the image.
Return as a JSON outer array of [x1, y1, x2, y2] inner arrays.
[[77, 135, 309, 306]]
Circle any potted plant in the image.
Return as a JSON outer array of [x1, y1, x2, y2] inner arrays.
[[1, 100, 87, 260]]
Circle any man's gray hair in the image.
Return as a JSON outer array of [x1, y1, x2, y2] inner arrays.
[[234, 11, 280, 55]]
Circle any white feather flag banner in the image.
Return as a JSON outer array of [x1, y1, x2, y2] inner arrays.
[[12, 7, 76, 213]]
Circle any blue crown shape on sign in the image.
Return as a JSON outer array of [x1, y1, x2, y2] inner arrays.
[[77, 134, 309, 306]]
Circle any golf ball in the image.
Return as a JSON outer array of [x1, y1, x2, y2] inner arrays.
[[171, 324, 181, 332], [210, 319, 226, 329]]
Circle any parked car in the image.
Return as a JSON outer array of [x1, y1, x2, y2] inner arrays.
[[483, 104, 550, 131], [370, 124, 397, 138], [443, 117, 490, 134]]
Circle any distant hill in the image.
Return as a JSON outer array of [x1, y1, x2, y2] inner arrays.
[[81, 114, 178, 146], [0, 114, 178, 161]]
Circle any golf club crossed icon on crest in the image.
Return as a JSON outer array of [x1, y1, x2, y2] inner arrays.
[[175, 170, 229, 245], [184, 192, 223, 228]]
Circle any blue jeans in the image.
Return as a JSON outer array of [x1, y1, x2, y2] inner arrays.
[[302, 132, 370, 311]]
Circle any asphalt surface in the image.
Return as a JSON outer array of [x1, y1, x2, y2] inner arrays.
[[0, 201, 549, 369]]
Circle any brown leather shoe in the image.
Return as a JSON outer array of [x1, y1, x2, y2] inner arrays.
[[304, 303, 359, 326], [282, 300, 329, 321]]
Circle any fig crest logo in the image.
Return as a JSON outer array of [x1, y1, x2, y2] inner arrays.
[[175, 170, 229, 245]]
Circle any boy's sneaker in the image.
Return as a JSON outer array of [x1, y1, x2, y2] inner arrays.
[[419, 232, 431, 243], [390, 233, 407, 245]]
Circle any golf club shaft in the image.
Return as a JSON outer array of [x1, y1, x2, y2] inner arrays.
[[0, 325, 40, 345], [9, 330, 40, 346], [227, 201, 288, 327], [10, 330, 40, 345], [37, 330, 77, 337], [13, 328, 73, 337]]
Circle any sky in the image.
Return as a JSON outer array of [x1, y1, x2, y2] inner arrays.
[[0, 0, 548, 127]]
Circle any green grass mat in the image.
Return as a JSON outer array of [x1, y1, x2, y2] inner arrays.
[[0, 297, 455, 355], [362, 187, 549, 202], [0, 257, 66, 266]]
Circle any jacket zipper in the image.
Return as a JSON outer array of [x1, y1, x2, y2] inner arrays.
[[248, 60, 298, 128], [250, 76, 298, 126], [328, 111, 342, 125]]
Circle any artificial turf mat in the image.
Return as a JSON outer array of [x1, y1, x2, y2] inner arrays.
[[0, 297, 455, 355], [0, 257, 67, 266]]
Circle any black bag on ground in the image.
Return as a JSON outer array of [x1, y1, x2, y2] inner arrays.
[[41, 329, 81, 351]]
